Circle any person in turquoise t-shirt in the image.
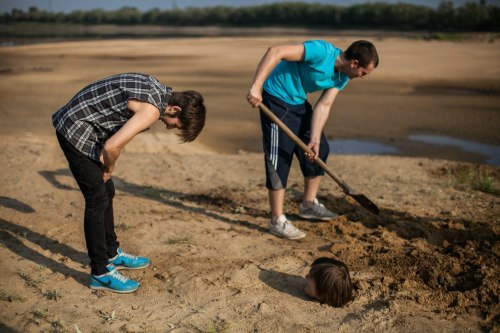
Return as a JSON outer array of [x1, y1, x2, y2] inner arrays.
[[247, 40, 379, 240]]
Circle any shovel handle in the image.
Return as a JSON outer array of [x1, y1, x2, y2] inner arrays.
[[257, 103, 352, 194]]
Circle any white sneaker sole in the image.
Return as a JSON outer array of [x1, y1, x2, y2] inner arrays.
[[297, 213, 338, 221], [113, 262, 150, 270], [269, 229, 306, 240], [89, 285, 139, 293]]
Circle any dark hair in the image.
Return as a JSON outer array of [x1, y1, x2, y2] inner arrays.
[[310, 257, 352, 307], [169, 90, 206, 142], [344, 40, 379, 68]]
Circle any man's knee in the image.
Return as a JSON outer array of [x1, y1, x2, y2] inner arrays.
[[319, 137, 330, 160], [105, 179, 115, 200], [84, 184, 110, 209]]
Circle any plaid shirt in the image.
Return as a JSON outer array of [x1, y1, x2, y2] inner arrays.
[[53, 73, 171, 161]]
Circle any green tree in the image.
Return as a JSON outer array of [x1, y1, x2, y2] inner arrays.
[[457, 1, 489, 30]]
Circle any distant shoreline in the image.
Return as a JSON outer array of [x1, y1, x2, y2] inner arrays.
[[2, 23, 499, 45]]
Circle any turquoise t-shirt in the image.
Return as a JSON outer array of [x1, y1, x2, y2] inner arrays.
[[263, 40, 349, 105]]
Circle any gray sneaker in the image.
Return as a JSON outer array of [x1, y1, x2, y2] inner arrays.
[[269, 215, 306, 240], [298, 198, 338, 221]]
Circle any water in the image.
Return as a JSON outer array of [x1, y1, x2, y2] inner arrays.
[[328, 139, 400, 155], [409, 134, 500, 166], [328, 135, 500, 166], [328, 134, 500, 165]]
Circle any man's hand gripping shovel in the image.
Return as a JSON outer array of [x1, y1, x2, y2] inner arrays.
[[258, 103, 380, 215]]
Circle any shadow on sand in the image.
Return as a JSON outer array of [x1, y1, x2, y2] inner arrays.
[[0, 191, 87, 286], [0, 219, 88, 287], [39, 168, 497, 249], [258, 267, 313, 303], [39, 168, 269, 234], [0, 323, 19, 333], [39, 169, 77, 191], [0, 195, 36, 213]]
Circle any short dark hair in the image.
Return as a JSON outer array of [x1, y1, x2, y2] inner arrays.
[[344, 40, 379, 68], [310, 257, 352, 307], [169, 90, 206, 142]]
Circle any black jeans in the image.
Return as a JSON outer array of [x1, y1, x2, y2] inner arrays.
[[56, 132, 119, 275]]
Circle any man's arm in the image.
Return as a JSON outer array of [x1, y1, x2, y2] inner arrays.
[[247, 44, 305, 107], [100, 100, 160, 180], [307, 88, 340, 160]]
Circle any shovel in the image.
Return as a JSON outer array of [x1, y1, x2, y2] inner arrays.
[[258, 103, 380, 215]]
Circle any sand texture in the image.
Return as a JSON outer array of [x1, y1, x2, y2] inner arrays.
[[0, 35, 499, 332]]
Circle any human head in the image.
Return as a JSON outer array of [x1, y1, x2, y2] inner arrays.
[[166, 90, 206, 142], [304, 257, 352, 307], [344, 40, 379, 68]]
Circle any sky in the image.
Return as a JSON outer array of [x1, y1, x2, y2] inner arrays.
[[1, 0, 499, 13]]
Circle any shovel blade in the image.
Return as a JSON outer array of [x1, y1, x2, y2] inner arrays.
[[349, 193, 380, 215]]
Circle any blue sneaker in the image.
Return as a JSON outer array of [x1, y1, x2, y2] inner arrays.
[[108, 248, 150, 270], [89, 264, 140, 293]]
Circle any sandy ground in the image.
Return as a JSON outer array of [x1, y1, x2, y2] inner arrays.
[[0, 35, 499, 332]]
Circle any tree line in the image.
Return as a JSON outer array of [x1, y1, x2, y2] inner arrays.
[[2, 1, 499, 31]]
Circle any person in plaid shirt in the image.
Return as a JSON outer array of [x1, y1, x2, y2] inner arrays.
[[53, 73, 206, 293]]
